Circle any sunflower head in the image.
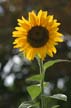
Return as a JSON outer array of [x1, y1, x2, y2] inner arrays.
[[12, 10, 63, 60]]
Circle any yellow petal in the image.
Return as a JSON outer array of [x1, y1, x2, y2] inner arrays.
[[38, 10, 48, 26], [13, 37, 26, 45], [51, 46, 57, 54], [45, 15, 54, 29], [29, 11, 37, 26], [17, 17, 31, 30], [55, 38, 64, 42], [38, 47, 46, 60], [12, 31, 27, 37], [46, 43, 54, 57], [38, 10, 48, 18], [47, 15, 54, 22], [26, 48, 35, 60], [47, 49, 53, 57], [15, 27, 27, 32], [18, 17, 28, 25]]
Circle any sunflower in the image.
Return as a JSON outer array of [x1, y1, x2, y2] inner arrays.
[[12, 10, 63, 60]]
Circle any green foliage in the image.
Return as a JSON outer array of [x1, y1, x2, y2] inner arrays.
[[43, 93, 67, 102], [44, 59, 68, 71], [19, 102, 32, 108], [18, 102, 39, 108], [49, 94, 67, 102], [41, 93, 67, 108], [20, 59, 68, 108], [27, 84, 41, 100], [26, 74, 42, 82], [27, 82, 48, 100], [42, 96, 59, 108], [51, 105, 60, 108]]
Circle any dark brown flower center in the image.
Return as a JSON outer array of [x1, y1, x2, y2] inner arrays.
[[27, 26, 49, 48]]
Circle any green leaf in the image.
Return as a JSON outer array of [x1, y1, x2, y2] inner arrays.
[[51, 105, 60, 108], [26, 74, 42, 82], [18, 102, 32, 108], [27, 85, 41, 100], [18, 101, 39, 108], [49, 94, 67, 101], [27, 82, 48, 100], [43, 96, 58, 108], [44, 59, 68, 71]]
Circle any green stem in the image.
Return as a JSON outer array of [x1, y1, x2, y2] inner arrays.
[[38, 58, 44, 108]]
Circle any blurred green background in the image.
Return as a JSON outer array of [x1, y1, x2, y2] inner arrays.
[[0, 0, 71, 108]]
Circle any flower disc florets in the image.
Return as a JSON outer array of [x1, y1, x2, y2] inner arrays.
[[28, 26, 49, 48]]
